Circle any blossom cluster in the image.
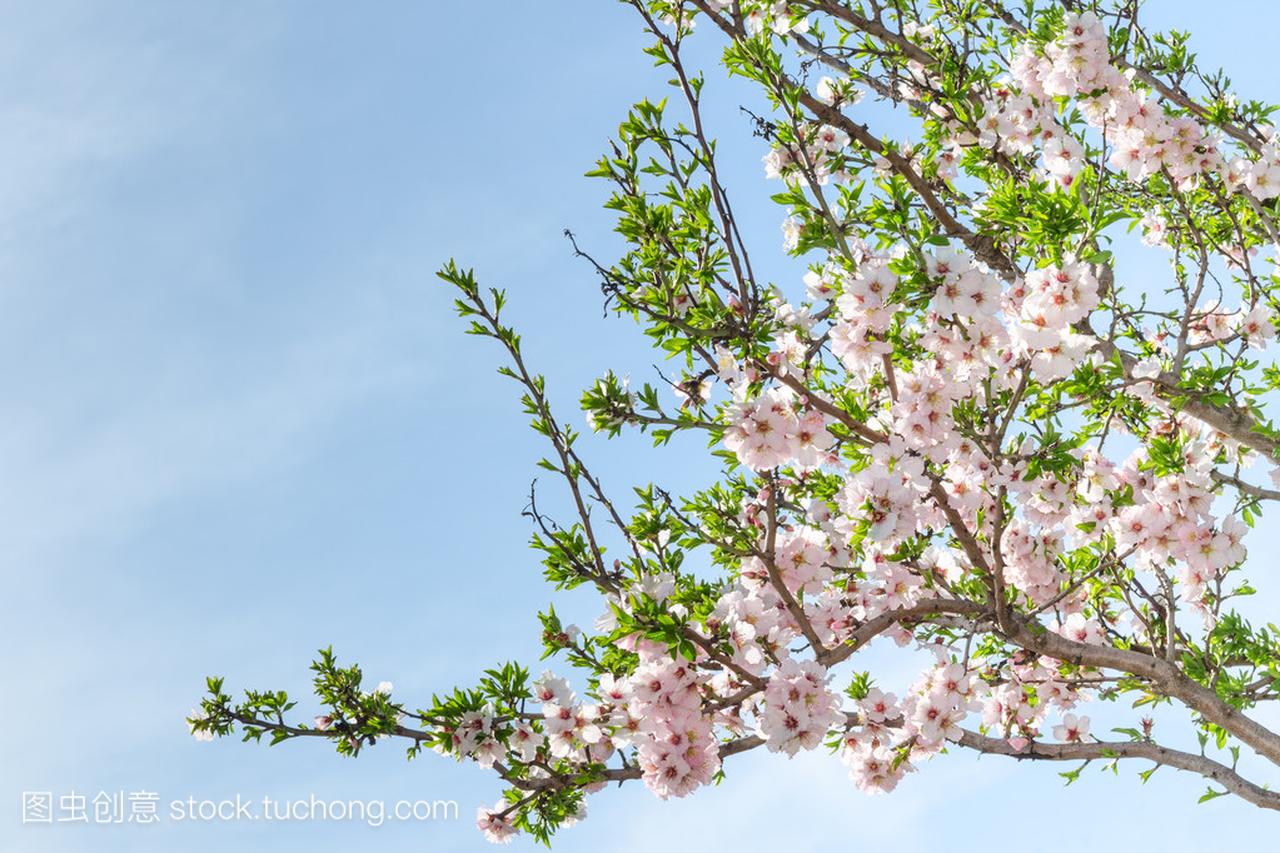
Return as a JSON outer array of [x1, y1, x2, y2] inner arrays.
[[756, 658, 845, 755], [1005, 260, 1100, 381], [1109, 443, 1248, 617], [763, 122, 852, 186], [982, 12, 1223, 191], [621, 654, 724, 799], [722, 388, 836, 472]]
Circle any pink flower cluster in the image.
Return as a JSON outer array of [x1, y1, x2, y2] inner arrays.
[[1000, 520, 1064, 606], [1004, 12, 1223, 190], [713, 582, 796, 673], [830, 257, 897, 380], [763, 122, 850, 185], [1226, 131, 1280, 199], [723, 388, 836, 471], [837, 436, 933, 547], [739, 523, 842, 597], [476, 803, 517, 844], [1005, 260, 1100, 382], [1108, 447, 1248, 618], [902, 658, 980, 752], [977, 68, 1084, 189], [744, 1, 809, 38], [621, 653, 722, 799], [979, 654, 1090, 744], [756, 658, 845, 755], [841, 688, 908, 793], [840, 658, 980, 793], [536, 672, 611, 762], [452, 705, 503, 768]]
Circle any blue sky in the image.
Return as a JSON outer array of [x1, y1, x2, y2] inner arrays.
[[2, 2, 1278, 850]]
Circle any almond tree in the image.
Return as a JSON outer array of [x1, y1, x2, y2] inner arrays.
[[190, 1, 1280, 843]]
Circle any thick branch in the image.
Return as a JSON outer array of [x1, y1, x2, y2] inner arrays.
[[955, 729, 1280, 811]]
